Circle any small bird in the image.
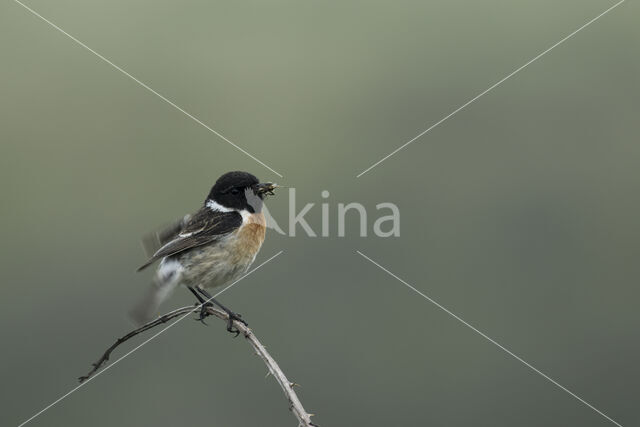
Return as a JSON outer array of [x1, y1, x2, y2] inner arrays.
[[130, 171, 278, 334]]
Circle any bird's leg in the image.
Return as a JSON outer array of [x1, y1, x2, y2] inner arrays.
[[187, 286, 213, 325], [195, 286, 247, 336]]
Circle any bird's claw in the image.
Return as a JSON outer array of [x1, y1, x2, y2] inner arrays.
[[226, 311, 247, 337], [196, 302, 214, 325]]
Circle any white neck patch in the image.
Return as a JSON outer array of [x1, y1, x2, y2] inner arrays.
[[206, 200, 251, 223], [206, 200, 234, 212]]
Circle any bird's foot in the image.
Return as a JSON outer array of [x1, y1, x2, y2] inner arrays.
[[196, 302, 214, 325], [225, 311, 248, 337]]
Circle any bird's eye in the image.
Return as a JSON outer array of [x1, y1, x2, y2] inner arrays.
[[230, 188, 240, 195]]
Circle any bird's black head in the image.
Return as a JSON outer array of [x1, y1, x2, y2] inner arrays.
[[206, 171, 277, 212]]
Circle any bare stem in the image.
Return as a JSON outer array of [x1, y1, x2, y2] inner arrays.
[[79, 305, 316, 427]]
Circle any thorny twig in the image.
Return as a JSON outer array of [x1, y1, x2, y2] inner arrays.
[[80, 305, 316, 426]]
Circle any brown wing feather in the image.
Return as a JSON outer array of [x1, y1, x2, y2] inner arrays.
[[137, 208, 242, 271], [140, 214, 193, 258]]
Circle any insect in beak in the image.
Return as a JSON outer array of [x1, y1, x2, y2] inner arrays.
[[255, 182, 279, 196]]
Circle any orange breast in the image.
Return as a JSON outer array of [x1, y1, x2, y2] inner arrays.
[[232, 212, 266, 263]]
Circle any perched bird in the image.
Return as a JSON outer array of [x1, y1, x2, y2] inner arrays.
[[130, 171, 278, 334]]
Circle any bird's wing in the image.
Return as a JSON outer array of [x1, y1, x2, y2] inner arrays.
[[140, 214, 193, 259], [137, 208, 242, 271]]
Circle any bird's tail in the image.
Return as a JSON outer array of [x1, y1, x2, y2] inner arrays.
[[129, 276, 179, 325]]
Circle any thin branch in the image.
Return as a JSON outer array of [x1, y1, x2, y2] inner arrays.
[[79, 305, 316, 427], [78, 305, 197, 382]]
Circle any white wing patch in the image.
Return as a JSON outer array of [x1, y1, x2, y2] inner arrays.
[[178, 226, 205, 238]]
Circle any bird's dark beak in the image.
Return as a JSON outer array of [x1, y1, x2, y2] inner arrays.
[[254, 182, 279, 196]]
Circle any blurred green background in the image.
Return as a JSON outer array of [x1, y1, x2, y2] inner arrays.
[[1, 0, 638, 426]]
